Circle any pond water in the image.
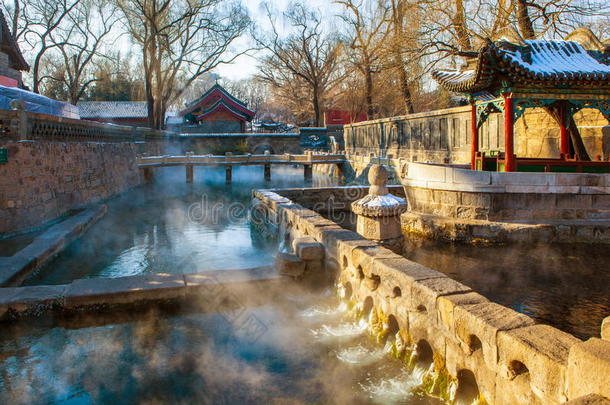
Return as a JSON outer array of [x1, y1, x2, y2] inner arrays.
[[402, 239, 610, 340], [0, 289, 442, 405], [24, 166, 338, 285]]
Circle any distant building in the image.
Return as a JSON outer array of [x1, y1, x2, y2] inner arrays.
[[179, 83, 255, 133], [324, 109, 368, 127], [0, 10, 29, 88], [77, 101, 149, 127]]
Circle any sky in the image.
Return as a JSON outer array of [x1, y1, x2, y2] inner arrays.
[[215, 0, 343, 81]]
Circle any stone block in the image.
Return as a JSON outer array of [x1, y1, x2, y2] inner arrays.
[[337, 238, 380, 270], [602, 316, 610, 341], [564, 394, 610, 405], [445, 338, 496, 403], [410, 277, 472, 319], [592, 195, 610, 209], [454, 302, 536, 371], [65, 273, 185, 307], [567, 338, 610, 400], [497, 324, 580, 403], [318, 228, 364, 259], [405, 162, 446, 182], [275, 252, 306, 278], [292, 236, 324, 260], [350, 245, 401, 271], [0, 285, 66, 315], [305, 259, 324, 273], [356, 215, 402, 240], [491, 172, 551, 186], [436, 291, 489, 336], [452, 167, 492, 185]]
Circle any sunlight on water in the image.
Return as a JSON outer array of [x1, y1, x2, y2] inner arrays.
[[336, 344, 386, 366], [310, 319, 368, 341], [298, 302, 348, 319], [360, 370, 421, 404]]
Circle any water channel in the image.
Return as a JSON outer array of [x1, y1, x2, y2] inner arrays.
[[1, 165, 608, 403]]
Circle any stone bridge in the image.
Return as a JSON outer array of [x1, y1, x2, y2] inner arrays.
[[137, 153, 346, 183]]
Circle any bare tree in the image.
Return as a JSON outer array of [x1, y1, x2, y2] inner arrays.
[[41, 0, 118, 104], [336, 0, 389, 118], [3, 0, 80, 93], [255, 3, 345, 127], [117, 0, 250, 129]]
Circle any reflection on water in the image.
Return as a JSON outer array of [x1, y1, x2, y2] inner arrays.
[[403, 238, 610, 340], [24, 165, 338, 286], [0, 291, 441, 405]]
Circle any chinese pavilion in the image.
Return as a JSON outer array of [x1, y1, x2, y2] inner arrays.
[[433, 27, 610, 172], [179, 83, 255, 133]]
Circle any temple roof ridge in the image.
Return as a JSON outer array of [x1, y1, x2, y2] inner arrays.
[[432, 27, 610, 93]]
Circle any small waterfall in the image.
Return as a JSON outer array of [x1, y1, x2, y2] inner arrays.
[[299, 302, 348, 319], [336, 344, 386, 366], [359, 371, 421, 404], [310, 319, 368, 341]]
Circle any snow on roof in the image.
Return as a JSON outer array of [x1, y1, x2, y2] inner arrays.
[[432, 28, 610, 93], [77, 101, 148, 119]]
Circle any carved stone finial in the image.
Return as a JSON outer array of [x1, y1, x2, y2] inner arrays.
[[351, 164, 407, 253], [368, 164, 389, 196]]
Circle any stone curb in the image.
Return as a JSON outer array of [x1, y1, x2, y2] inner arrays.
[[0, 266, 280, 321], [0, 204, 108, 287]]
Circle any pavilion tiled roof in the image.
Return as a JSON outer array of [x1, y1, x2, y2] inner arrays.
[[77, 101, 148, 119], [180, 83, 255, 121], [432, 28, 610, 93], [193, 99, 249, 121]]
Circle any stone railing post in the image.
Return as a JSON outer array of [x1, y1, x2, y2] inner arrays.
[[10, 99, 28, 140], [351, 164, 407, 253]]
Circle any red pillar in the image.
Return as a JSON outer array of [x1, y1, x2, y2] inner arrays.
[[560, 105, 570, 158], [504, 95, 515, 172], [470, 102, 478, 170]]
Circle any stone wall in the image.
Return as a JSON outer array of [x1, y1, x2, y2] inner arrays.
[[344, 106, 610, 164], [401, 162, 610, 222], [180, 133, 302, 155], [0, 140, 141, 236], [0, 110, 177, 236], [253, 188, 610, 405]]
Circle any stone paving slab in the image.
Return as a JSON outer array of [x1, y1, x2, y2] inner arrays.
[[64, 273, 186, 308]]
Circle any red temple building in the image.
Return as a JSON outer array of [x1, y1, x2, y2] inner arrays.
[[0, 10, 29, 88], [179, 84, 255, 133], [433, 27, 610, 172]]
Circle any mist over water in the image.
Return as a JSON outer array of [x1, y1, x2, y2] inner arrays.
[[0, 290, 442, 405], [402, 238, 610, 340], [24, 165, 338, 285]]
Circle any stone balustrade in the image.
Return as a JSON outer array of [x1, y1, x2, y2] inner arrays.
[[253, 188, 610, 405], [0, 109, 176, 142]]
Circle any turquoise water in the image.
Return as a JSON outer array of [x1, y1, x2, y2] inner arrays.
[[0, 290, 441, 405], [24, 166, 338, 285]]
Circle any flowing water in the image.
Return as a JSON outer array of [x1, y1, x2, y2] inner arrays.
[[0, 289, 443, 405]]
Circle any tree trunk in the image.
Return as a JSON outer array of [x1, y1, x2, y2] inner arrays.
[[516, 0, 536, 39], [312, 87, 321, 127], [397, 63, 414, 114], [453, 0, 472, 51], [365, 69, 374, 119]]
